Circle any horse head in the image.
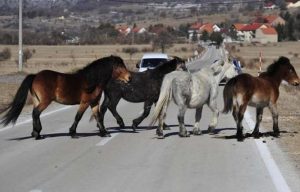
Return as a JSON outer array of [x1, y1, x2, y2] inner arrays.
[[170, 56, 188, 71], [223, 59, 240, 80], [210, 60, 225, 75], [110, 55, 131, 83], [276, 57, 300, 86]]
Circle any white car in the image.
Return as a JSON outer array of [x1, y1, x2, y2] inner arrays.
[[136, 53, 169, 72]]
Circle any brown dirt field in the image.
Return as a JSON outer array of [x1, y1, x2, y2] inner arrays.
[[227, 41, 300, 172]]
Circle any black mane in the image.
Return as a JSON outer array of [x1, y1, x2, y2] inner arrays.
[[151, 57, 185, 77], [266, 56, 291, 75], [77, 55, 125, 92]]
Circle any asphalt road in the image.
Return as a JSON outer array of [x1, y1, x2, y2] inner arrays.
[[0, 46, 299, 192]]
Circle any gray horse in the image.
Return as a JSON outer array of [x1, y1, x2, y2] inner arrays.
[[150, 59, 239, 138]]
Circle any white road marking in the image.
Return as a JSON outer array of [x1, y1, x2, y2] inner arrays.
[[244, 110, 291, 192], [29, 189, 42, 192], [96, 133, 119, 146], [0, 106, 72, 132]]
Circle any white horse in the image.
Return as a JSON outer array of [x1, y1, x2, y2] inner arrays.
[[150, 59, 239, 138]]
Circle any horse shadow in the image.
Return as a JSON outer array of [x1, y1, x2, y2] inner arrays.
[[157, 125, 236, 138], [7, 126, 141, 141], [212, 129, 298, 141]]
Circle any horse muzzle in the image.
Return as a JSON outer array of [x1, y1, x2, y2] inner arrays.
[[120, 73, 131, 83], [293, 81, 300, 86]]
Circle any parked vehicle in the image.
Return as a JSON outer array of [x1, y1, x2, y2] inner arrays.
[[136, 53, 169, 72]]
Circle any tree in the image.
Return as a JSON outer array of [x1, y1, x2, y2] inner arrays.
[[210, 32, 223, 47], [200, 30, 209, 42], [152, 31, 174, 53]]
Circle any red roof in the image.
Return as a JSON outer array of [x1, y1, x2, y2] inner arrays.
[[254, 15, 279, 24], [264, 15, 278, 23], [259, 27, 277, 35], [200, 23, 214, 33], [241, 23, 264, 31], [233, 23, 247, 31], [190, 22, 202, 30]]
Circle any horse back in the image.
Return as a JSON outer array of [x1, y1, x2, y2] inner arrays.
[[32, 70, 86, 105], [228, 73, 277, 104]]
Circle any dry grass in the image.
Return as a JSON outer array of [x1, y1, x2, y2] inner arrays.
[[0, 44, 196, 74], [230, 41, 300, 171]]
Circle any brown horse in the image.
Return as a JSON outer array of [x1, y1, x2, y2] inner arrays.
[[223, 56, 299, 141], [0, 55, 131, 139]]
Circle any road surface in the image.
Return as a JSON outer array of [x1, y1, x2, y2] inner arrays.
[[0, 46, 299, 192]]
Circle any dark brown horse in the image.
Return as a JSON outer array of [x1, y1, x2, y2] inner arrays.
[[223, 56, 299, 141], [0, 55, 131, 139]]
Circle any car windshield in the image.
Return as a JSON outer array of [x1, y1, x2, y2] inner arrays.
[[141, 58, 167, 68]]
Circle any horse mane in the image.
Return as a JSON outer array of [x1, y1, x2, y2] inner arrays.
[[76, 55, 125, 92], [265, 56, 290, 75], [152, 57, 184, 76]]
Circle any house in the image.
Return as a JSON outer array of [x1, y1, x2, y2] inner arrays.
[[116, 25, 131, 36], [263, 2, 277, 9], [188, 22, 220, 41], [255, 27, 278, 43], [239, 23, 268, 42], [132, 27, 147, 34], [253, 15, 286, 26]]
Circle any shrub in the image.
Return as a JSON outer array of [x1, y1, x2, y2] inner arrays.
[[23, 48, 34, 63], [0, 47, 11, 61]]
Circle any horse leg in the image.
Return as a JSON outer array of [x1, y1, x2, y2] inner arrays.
[[252, 107, 263, 138], [236, 104, 247, 141], [91, 101, 111, 137], [69, 102, 89, 138], [193, 107, 203, 135], [132, 101, 153, 131], [178, 105, 190, 137], [98, 94, 110, 132], [31, 102, 50, 139], [156, 99, 168, 139], [268, 103, 279, 137], [107, 97, 125, 129], [207, 99, 219, 134]]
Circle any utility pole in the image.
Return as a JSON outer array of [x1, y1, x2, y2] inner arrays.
[[18, 0, 23, 72]]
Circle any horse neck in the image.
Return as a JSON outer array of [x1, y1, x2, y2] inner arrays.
[[259, 71, 283, 88], [214, 64, 230, 83], [152, 62, 177, 78]]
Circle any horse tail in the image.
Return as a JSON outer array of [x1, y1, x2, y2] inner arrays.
[[0, 74, 36, 126], [150, 75, 174, 126], [222, 77, 236, 114]]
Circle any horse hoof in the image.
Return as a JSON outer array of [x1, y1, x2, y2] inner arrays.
[[208, 126, 215, 134], [273, 132, 280, 138], [193, 128, 202, 135], [100, 131, 111, 137], [35, 135, 44, 140], [71, 134, 79, 139], [163, 124, 171, 130], [32, 131, 43, 140], [157, 135, 165, 139], [237, 135, 244, 142], [132, 124, 137, 132], [179, 132, 190, 137], [252, 132, 260, 138]]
